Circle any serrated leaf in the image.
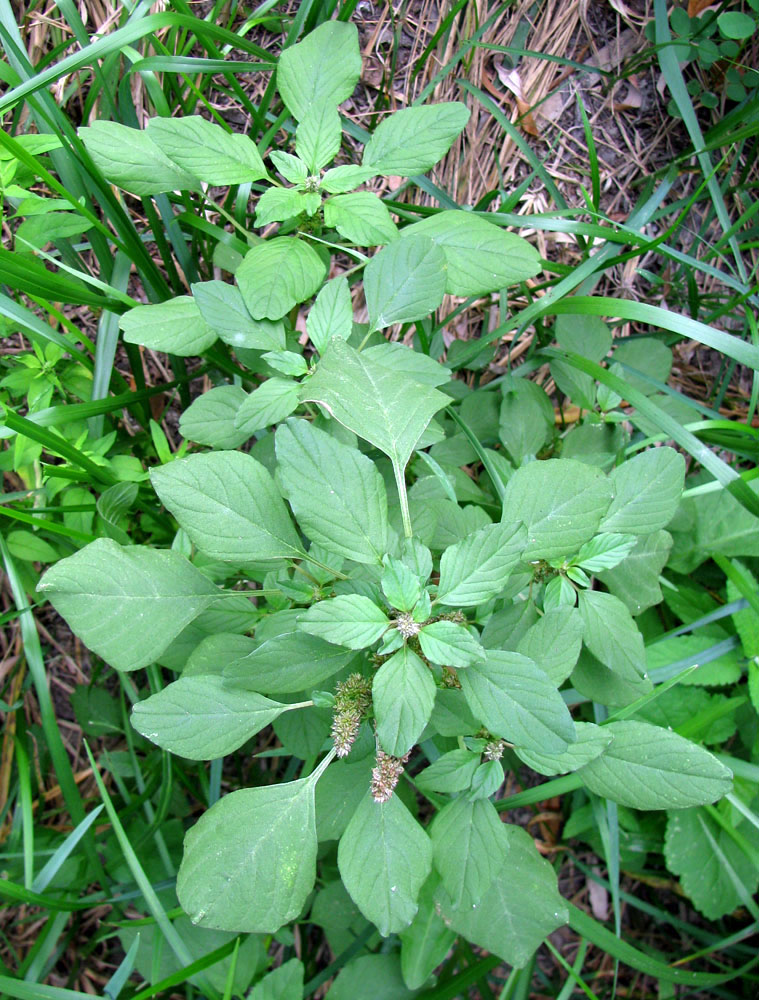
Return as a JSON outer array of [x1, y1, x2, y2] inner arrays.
[[262, 350, 307, 377], [179, 385, 249, 449], [79, 121, 199, 194], [578, 590, 647, 683], [301, 338, 449, 473], [598, 530, 672, 616], [307, 277, 353, 354], [177, 779, 317, 932], [599, 447, 685, 534], [361, 103, 470, 174], [254, 187, 310, 226], [276, 418, 388, 564], [419, 621, 484, 668], [270, 151, 308, 183], [119, 296, 217, 356], [576, 532, 637, 572], [277, 21, 361, 120], [577, 721, 733, 809], [151, 451, 303, 562], [321, 164, 376, 193], [727, 560, 759, 658], [501, 458, 613, 561], [234, 378, 300, 435], [37, 539, 218, 672], [516, 606, 583, 685], [542, 574, 577, 612], [147, 116, 267, 185], [415, 748, 480, 794], [131, 675, 290, 759], [381, 557, 421, 612], [437, 521, 526, 607], [515, 721, 612, 776], [296, 104, 342, 171], [299, 594, 389, 649], [338, 791, 432, 936], [399, 874, 456, 991], [459, 650, 575, 752], [192, 280, 285, 350], [431, 798, 507, 909], [402, 210, 540, 296], [324, 192, 398, 246], [363, 235, 447, 331], [236, 237, 326, 320], [374, 646, 436, 756], [225, 629, 354, 694]]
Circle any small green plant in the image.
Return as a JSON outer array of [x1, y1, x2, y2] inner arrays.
[[31, 21, 745, 991]]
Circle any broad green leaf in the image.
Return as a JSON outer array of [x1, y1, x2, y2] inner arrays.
[[277, 21, 361, 120], [274, 698, 331, 759], [578, 721, 733, 809], [192, 281, 285, 350], [381, 557, 421, 613], [276, 418, 388, 564], [437, 823, 568, 968], [363, 342, 451, 387], [363, 235, 447, 331], [254, 187, 311, 226], [571, 648, 652, 707], [579, 590, 647, 684], [728, 560, 759, 657], [415, 748, 480, 794], [437, 521, 526, 607], [645, 633, 742, 688], [543, 574, 577, 612], [555, 314, 612, 361], [315, 754, 375, 841], [321, 164, 376, 193], [469, 760, 504, 800], [430, 689, 479, 737], [419, 621, 484, 668], [147, 116, 267, 185], [665, 807, 759, 919], [402, 211, 540, 295], [37, 539, 217, 672], [599, 447, 685, 534], [177, 778, 317, 932], [270, 151, 308, 183], [234, 378, 300, 435], [576, 533, 637, 572], [327, 954, 415, 1000], [668, 483, 759, 574], [183, 633, 257, 677], [501, 458, 613, 561], [301, 338, 449, 472], [324, 192, 398, 246], [179, 385, 249, 449], [131, 675, 291, 759], [79, 121, 199, 194], [399, 874, 456, 991], [225, 629, 354, 694], [613, 337, 672, 395], [16, 212, 92, 249], [598, 530, 673, 616], [299, 594, 389, 649], [499, 375, 555, 464], [430, 798, 507, 908], [516, 606, 583, 685], [338, 791, 432, 936], [515, 721, 612, 776], [459, 650, 575, 752], [261, 350, 307, 376], [307, 277, 353, 354], [361, 103, 470, 174], [119, 296, 217, 356], [151, 451, 303, 562], [236, 237, 326, 320], [251, 958, 304, 1000], [374, 647, 436, 756], [296, 105, 342, 171], [634, 687, 737, 746]]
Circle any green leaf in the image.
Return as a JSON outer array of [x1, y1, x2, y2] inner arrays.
[[515, 721, 612, 776], [430, 798, 507, 908], [437, 521, 527, 607], [338, 791, 432, 936], [183, 633, 257, 677], [575, 532, 637, 572], [307, 276, 353, 354], [327, 954, 415, 1000], [401, 211, 540, 296], [225, 627, 354, 694], [598, 530, 673, 616], [301, 338, 449, 472], [577, 721, 733, 809], [363, 342, 450, 387], [276, 418, 388, 564], [251, 958, 304, 1000], [419, 621, 484, 668], [324, 193, 398, 246], [498, 376, 555, 464], [459, 650, 575, 752], [119, 296, 217, 356], [516, 606, 583, 685], [277, 21, 361, 120], [321, 164, 377, 194], [131, 675, 291, 759], [178, 385, 249, 449], [543, 575, 577, 612], [501, 459, 613, 561], [728, 560, 759, 658], [374, 646, 436, 756], [147, 116, 267, 186], [270, 151, 308, 184], [599, 447, 685, 534], [718, 10, 756, 38], [399, 875, 456, 991], [234, 378, 300, 435], [151, 451, 303, 562], [381, 557, 422, 612], [236, 237, 326, 320], [436, 823, 567, 968], [578, 590, 648, 685], [177, 778, 317, 932], [79, 121, 199, 194], [296, 104, 342, 172], [192, 281, 285, 350], [361, 103, 470, 174], [37, 540, 217, 672], [363, 235, 447, 331], [572, 648, 652, 707], [299, 594, 389, 649], [315, 753, 374, 840], [415, 748, 480, 794], [254, 187, 311, 226]]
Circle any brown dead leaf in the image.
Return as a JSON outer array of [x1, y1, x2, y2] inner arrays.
[[612, 79, 644, 111], [585, 27, 640, 71], [689, 0, 717, 15]]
